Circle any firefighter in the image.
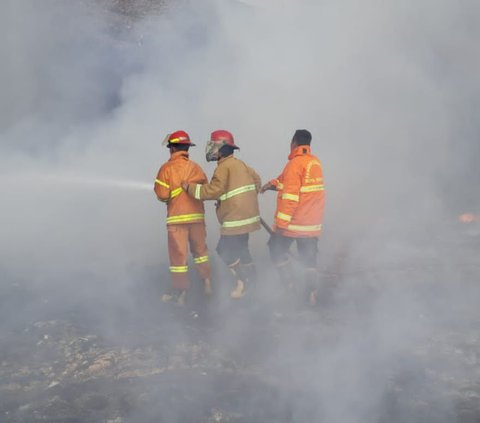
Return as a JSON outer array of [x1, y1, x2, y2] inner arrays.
[[182, 130, 261, 299], [154, 130, 212, 306], [260, 129, 325, 306]]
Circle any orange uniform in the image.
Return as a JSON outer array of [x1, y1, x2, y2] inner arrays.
[[270, 145, 325, 238], [154, 151, 211, 290]]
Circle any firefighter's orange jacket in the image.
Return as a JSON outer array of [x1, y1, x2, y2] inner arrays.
[[270, 145, 325, 238], [154, 151, 208, 225]]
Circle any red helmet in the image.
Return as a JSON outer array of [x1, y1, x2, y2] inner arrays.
[[163, 130, 196, 147], [206, 130, 239, 162], [210, 130, 239, 149]]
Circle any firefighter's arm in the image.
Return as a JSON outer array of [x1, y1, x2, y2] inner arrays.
[[247, 166, 262, 192], [189, 163, 209, 185], [154, 166, 171, 203], [275, 163, 302, 229], [260, 174, 282, 193], [187, 165, 227, 201]]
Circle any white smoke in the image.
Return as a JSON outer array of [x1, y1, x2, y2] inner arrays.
[[1, 0, 479, 421]]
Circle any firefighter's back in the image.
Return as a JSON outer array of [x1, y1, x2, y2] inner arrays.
[[162, 153, 207, 225], [216, 156, 261, 235]]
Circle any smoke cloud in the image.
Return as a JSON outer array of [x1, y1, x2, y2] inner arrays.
[[1, 0, 480, 421]]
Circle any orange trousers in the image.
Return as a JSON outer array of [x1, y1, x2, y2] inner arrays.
[[167, 223, 212, 290]]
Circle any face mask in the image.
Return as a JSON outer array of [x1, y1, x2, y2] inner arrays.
[[205, 140, 221, 162]]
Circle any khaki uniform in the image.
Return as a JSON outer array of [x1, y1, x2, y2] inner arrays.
[[188, 155, 261, 235], [187, 155, 261, 298]]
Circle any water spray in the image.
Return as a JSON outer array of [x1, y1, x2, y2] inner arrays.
[[3, 173, 152, 192]]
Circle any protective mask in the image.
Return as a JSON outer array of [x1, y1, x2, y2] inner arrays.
[[205, 141, 221, 162]]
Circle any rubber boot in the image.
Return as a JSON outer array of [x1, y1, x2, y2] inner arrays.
[[161, 289, 187, 306], [304, 268, 319, 307], [276, 260, 296, 291], [203, 278, 213, 296], [228, 260, 246, 299], [231, 279, 246, 299], [239, 262, 257, 294]]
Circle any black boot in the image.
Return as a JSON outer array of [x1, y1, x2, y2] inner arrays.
[[276, 259, 296, 291]]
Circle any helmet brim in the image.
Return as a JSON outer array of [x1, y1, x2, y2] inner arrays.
[[166, 142, 196, 147]]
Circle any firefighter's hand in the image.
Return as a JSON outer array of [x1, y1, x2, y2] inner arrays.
[[260, 182, 274, 193], [181, 182, 189, 192]]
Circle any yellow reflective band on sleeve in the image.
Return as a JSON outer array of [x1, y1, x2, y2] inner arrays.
[[277, 212, 292, 222], [155, 179, 170, 189], [281, 193, 299, 202], [219, 184, 256, 201], [170, 187, 183, 199], [194, 184, 202, 200], [193, 256, 209, 264], [287, 224, 322, 232], [300, 184, 325, 193], [222, 215, 261, 228], [169, 265, 188, 273], [166, 213, 205, 224]]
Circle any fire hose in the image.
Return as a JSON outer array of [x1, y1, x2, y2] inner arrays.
[[259, 217, 274, 236]]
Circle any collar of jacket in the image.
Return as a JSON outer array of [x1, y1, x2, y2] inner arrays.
[[169, 151, 189, 161], [217, 154, 234, 165], [288, 145, 311, 160]]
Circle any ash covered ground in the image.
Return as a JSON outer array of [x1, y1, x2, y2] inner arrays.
[[1, 224, 480, 422]]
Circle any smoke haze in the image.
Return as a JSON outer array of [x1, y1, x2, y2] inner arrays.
[[1, 0, 480, 421]]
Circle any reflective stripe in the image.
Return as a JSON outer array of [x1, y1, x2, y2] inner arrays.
[[300, 184, 325, 193], [169, 137, 189, 143], [166, 213, 205, 224], [222, 215, 261, 228], [281, 193, 299, 202], [155, 179, 170, 189], [277, 182, 284, 190], [219, 184, 256, 201], [277, 212, 292, 222], [287, 224, 322, 232], [195, 184, 202, 200], [170, 187, 183, 199], [193, 256, 209, 264], [170, 265, 188, 273]]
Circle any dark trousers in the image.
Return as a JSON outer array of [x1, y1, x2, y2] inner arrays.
[[268, 233, 318, 268], [216, 234, 253, 266]]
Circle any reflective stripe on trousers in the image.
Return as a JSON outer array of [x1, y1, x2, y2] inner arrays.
[[193, 255, 209, 264], [170, 265, 188, 273]]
